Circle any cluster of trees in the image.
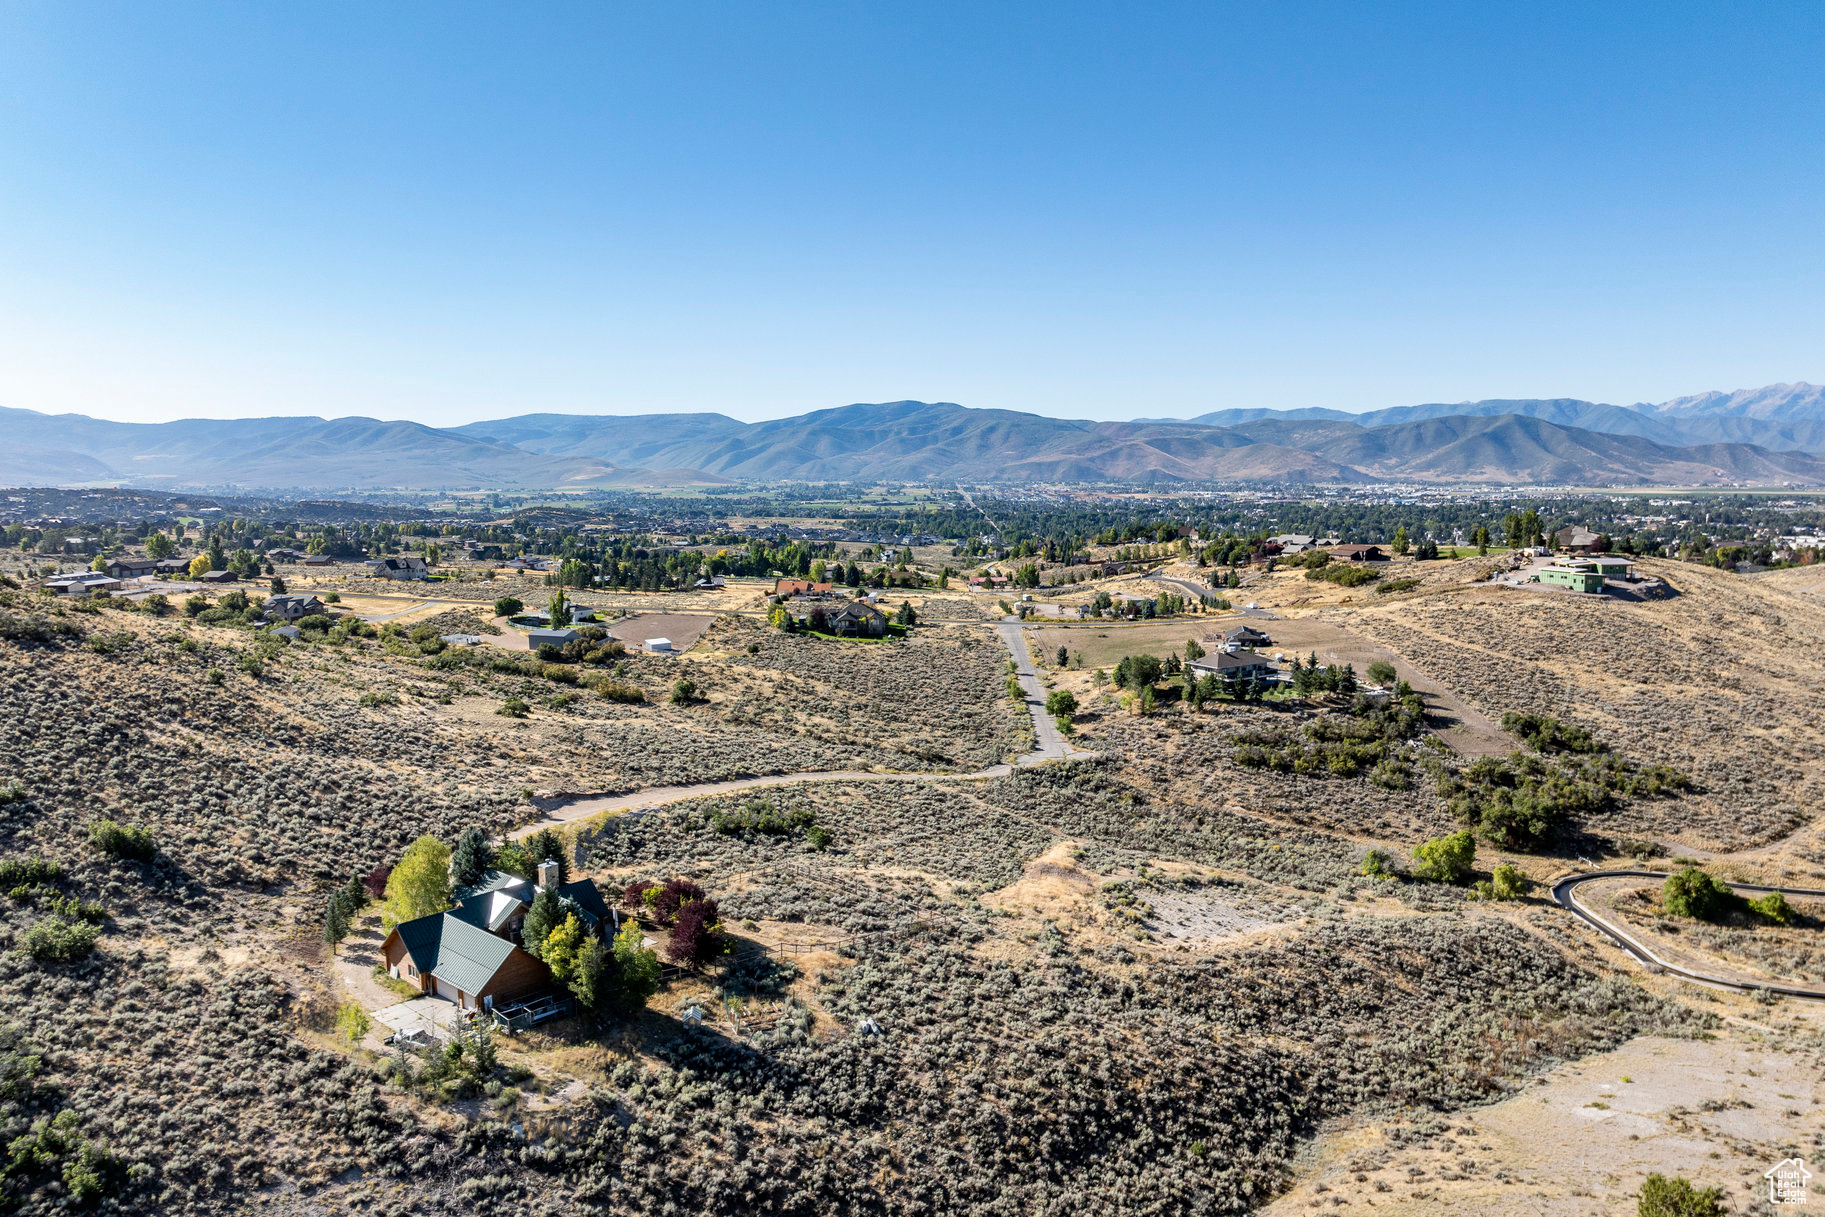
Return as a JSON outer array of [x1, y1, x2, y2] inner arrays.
[[622, 878, 727, 967], [1661, 866, 1793, 925]]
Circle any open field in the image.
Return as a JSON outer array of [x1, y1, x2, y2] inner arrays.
[[3, 543, 1821, 1216]]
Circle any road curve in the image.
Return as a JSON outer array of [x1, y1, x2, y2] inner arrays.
[[509, 617, 1090, 839], [1552, 869, 1825, 999]]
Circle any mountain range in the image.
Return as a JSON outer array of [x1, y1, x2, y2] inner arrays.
[[3, 382, 1824, 490]]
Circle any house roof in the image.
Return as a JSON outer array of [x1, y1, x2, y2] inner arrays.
[[1225, 626, 1270, 642], [1191, 649, 1275, 674], [559, 878, 614, 929], [391, 908, 523, 995]]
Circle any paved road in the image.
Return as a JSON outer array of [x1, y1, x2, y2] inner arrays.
[[509, 616, 1089, 839], [1553, 869, 1825, 999], [1143, 569, 1280, 618], [997, 616, 1094, 766]]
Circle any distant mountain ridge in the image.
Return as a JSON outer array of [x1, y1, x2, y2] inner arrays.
[[3, 381, 1824, 490], [1185, 382, 1825, 451]]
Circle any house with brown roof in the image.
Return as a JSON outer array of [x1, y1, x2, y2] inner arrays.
[[1329, 544, 1385, 562], [774, 578, 834, 597]]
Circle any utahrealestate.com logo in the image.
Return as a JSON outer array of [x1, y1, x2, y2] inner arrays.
[[1766, 1157, 1812, 1205]]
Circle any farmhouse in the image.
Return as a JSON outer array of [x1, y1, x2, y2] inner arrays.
[[1188, 648, 1278, 683], [263, 593, 326, 622], [366, 556, 430, 580], [380, 864, 614, 1014]]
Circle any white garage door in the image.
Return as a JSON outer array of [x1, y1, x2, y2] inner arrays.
[[433, 976, 459, 1003]]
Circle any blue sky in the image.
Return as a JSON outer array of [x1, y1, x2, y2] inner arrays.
[[1, 2, 1820, 425]]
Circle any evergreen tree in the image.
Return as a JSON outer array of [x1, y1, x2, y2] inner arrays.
[[451, 827, 493, 890], [323, 896, 350, 953], [520, 889, 563, 958]]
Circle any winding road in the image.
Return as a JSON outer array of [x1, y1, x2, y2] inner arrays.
[[1552, 869, 1825, 999], [510, 616, 1090, 839]]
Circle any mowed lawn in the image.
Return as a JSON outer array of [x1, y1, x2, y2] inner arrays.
[[1026, 618, 1219, 669]]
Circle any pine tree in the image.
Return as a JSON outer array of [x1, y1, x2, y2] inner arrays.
[[323, 897, 351, 953], [451, 827, 493, 890]]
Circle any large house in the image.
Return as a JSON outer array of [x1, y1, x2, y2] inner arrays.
[[1221, 625, 1273, 650], [104, 557, 159, 579], [47, 572, 121, 596], [380, 863, 614, 1014], [775, 578, 834, 597], [826, 599, 889, 637], [1329, 544, 1385, 563], [366, 556, 430, 581], [1188, 648, 1278, 684], [263, 593, 326, 622], [1554, 526, 1605, 553]]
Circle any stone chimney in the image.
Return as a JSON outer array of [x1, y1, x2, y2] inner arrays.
[[537, 858, 561, 890]]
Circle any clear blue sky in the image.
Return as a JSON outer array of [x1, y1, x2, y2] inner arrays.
[[1, 2, 1820, 425]]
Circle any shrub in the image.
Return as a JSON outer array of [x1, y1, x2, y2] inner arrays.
[[1412, 831, 1475, 884], [335, 1002, 371, 1045], [1374, 578, 1420, 595], [1662, 867, 1736, 921], [1637, 1173, 1726, 1217], [88, 819, 155, 862], [1475, 862, 1531, 901], [1501, 711, 1603, 754], [670, 678, 697, 705], [1747, 890, 1794, 925], [493, 596, 522, 617], [1305, 563, 1378, 587], [0, 857, 60, 887], [498, 696, 530, 718], [1359, 848, 1399, 880], [593, 679, 645, 703], [23, 917, 100, 963], [1365, 660, 1397, 687], [1044, 689, 1078, 717], [807, 825, 833, 851]]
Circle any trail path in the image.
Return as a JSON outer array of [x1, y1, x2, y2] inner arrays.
[[508, 616, 1090, 839]]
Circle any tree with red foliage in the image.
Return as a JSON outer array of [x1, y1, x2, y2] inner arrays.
[[665, 897, 724, 966], [652, 878, 706, 924], [621, 879, 657, 910], [363, 865, 391, 902]]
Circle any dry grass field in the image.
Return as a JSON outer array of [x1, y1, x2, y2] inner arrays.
[[0, 562, 1819, 1216], [1334, 558, 1825, 851]]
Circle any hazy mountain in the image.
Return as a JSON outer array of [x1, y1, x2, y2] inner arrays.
[[0, 408, 724, 491], [7, 393, 1825, 490], [1183, 382, 1825, 452]]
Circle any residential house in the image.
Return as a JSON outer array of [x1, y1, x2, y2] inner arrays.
[[300, 554, 335, 567], [1536, 563, 1605, 593], [825, 600, 889, 637], [1554, 526, 1605, 553], [693, 576, 727, 590], [104, 557, 158, 579], [197, 569, 238, 584], [1222, 625, 1273, 650], [263, 593, 326, 622], [154, 558, 192, 575], [266, 547, 308, 562], [379, 864, 614, 1014], [528, 627, 578, 649], [1187, 648, 1278, 683], [1329, 544, 1385, 562], [1267, 534, 1314, 555], [365, 556, 430, 581], [47, 572, 121, 595]]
